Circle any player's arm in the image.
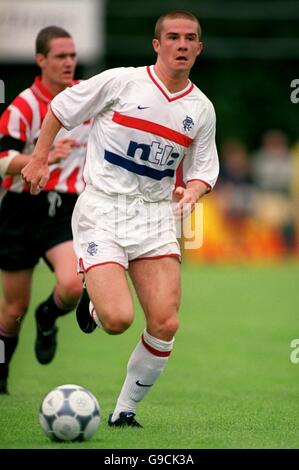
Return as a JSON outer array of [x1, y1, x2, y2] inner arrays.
[[3, 139, 78, 175], [173, 180, 209, 217], [0, 137, 77, 176], [174, 101, 219, 218], [22, 70, 122, 194], [2, 153, 32, 174], [0, 132, 29, 176], [21, 111, 62, 194], [0, 101, 75, 178], [176, 179, 209, 202]]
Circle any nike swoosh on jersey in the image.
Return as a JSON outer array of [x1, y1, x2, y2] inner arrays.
[[137, 105, 150, 109], [136, 380, 153, 387]]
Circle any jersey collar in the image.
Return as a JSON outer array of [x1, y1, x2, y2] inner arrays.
[[31, 76, 54, 103], [31, 76, 80, 103], [147, 65, 194, 102]]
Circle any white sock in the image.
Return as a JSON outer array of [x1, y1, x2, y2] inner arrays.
[[89, 302, 104, 329], [111, 329, 174, 421]]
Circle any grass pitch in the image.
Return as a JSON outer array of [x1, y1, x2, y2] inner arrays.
[[0, 262, 298, 449]]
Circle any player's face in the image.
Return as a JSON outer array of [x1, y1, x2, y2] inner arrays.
[[153, 18, 203, 75], [37, 37, 77, 89]]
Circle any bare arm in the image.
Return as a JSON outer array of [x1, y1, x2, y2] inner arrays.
[[5, 138, 78, 175], [21, 110, 62, 194], [173, 180, 210, 218], [5, 154, 32, 174]]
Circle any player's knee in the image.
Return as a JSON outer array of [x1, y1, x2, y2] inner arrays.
[[103, 309, 134, 335], [1, 299, 29, 322], [162, 316, 180, 337], [151, 315, 179, 339], [57, 277, 82, 303]]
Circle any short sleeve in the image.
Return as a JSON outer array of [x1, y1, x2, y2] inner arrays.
[[51, 68, 125, 130], [0, 105, 28, 143], [183, 101, 219, 189]]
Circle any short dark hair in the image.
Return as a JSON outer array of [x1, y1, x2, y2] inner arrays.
[[154, 10, 202, 41], [36, 26, 71, 56]]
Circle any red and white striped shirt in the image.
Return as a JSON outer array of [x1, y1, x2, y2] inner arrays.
[[0, 76, 90, 194]]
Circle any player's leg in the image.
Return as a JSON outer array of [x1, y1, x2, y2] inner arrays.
[[109, 256, 180, 426], [129, 257, 180, 339], [84, 264, 134, 335], [72, 189, 136, 333], [0, 192, 42, 387], [34, 241, 82, 364], [45, 240, 82, 312], [0, 270, 33, 393]]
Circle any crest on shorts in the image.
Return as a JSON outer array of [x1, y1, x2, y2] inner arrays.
[[182, 115, 194, 132], [87, 242, 98, 256]]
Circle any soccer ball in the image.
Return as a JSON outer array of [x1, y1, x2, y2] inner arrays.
[[39, 384, 101, 442]]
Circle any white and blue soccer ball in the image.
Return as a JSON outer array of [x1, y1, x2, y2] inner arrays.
[[39, 384, 101, 442]]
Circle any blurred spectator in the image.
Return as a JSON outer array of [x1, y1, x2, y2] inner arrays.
[[185, 132, 298, 263], [217, 138, 256, 221], [208, 139, 257, 260], [252, 130, 292, 193], [251, 129, 296, 254]]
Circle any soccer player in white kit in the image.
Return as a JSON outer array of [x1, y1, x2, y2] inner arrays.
[[22, 11, 219, 427]]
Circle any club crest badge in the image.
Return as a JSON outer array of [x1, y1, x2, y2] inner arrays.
[[183, 115, 194, 132], [87, 241, 98, 256]]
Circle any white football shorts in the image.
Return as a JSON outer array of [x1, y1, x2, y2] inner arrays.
[[72, 187, 181, 271]]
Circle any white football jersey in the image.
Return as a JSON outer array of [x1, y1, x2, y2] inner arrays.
[[51, 65, 219, 202]]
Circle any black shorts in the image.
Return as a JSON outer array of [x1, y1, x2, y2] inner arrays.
[[0, 191, 78, 271]]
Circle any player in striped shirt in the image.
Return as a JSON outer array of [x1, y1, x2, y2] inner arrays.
[[0, 26, 91, 394], [22, 11, 219, 426]]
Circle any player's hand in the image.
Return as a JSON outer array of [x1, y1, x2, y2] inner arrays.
[[48, 138, 78, 164], [21, 157, 50, 195], [172, 186, 197, 219]]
